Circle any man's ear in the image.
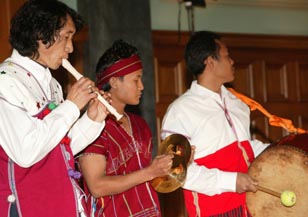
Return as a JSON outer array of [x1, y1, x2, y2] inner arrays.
[[38, 40, 49, 49], [203, 57, 211, 68], [204, 56, 214, 70], [109, 77, 118, 88]]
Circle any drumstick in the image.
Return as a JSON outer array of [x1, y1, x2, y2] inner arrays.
[[257, 185, 280, 198], [62, 59, 122, 121]]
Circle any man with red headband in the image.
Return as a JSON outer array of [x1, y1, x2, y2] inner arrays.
[[78, 39, 173, 217]]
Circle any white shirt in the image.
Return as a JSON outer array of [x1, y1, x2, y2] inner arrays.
[[0, 50, 105, 167], [161, 80, 269, 195]]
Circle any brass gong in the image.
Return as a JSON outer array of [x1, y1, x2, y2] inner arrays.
[[151, 134, 191, 193]]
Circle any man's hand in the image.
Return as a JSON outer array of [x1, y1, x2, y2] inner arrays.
[[87, 97, 109, 122], [236, 172, 258, 193], [66, 77, 98, 110], [145, 154, 174, 180]]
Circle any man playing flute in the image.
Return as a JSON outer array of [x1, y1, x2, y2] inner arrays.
[[0, 1, 108, 216]]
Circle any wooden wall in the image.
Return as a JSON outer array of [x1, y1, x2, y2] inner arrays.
[[0, 0, 25, 62], [152, 30, 308, 217]]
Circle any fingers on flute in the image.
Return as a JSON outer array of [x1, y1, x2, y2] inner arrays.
[[76, 78, 96, 94]]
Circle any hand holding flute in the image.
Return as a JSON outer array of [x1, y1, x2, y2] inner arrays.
[[62, 59, 122, 121]]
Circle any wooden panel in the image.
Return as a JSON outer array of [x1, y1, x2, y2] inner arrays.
[[154, 58, 185, 102], [265, 63, 288, 101], [299, 63, 308, 101], [0, 0, 25, 62], [228, 46, 308, 142], [153, 43, 190, 145]]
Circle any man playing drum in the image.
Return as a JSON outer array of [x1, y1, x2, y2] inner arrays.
[[161, 31, 270, 217]]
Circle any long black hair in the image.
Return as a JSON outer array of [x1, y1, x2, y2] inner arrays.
[[9, 0, 84, 59]]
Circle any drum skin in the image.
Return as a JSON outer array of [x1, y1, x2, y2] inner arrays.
[[247, 133, 308, 217]]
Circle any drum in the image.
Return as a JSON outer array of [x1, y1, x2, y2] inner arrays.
[[247, 133, 308, 217]]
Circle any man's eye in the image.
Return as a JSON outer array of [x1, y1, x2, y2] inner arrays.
[[58, 35, 69, 41]]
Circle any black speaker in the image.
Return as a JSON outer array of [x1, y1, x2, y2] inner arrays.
[[184, 0, 206, 7]]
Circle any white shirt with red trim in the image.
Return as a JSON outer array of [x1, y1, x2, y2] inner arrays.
[[161, 80, 269, 195]]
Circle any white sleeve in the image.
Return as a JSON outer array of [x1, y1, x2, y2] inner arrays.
[[183, 162, 237, 195], [250, 139, 270, 157], [69, 112, 105, 155], [0, 98, 80, 168], [181, 139, 269, 195]]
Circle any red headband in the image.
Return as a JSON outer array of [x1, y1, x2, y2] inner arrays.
[[96, 54, 142, 89]]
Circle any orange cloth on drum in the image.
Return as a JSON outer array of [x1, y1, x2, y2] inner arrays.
[[228, 88, 307, 134]]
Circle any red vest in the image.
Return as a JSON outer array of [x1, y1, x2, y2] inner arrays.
[[0, 104, 84, 217]]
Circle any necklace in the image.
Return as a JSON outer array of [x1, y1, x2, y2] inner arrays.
[[215, 98, 251, 167], [121, 113, 143, 169]]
